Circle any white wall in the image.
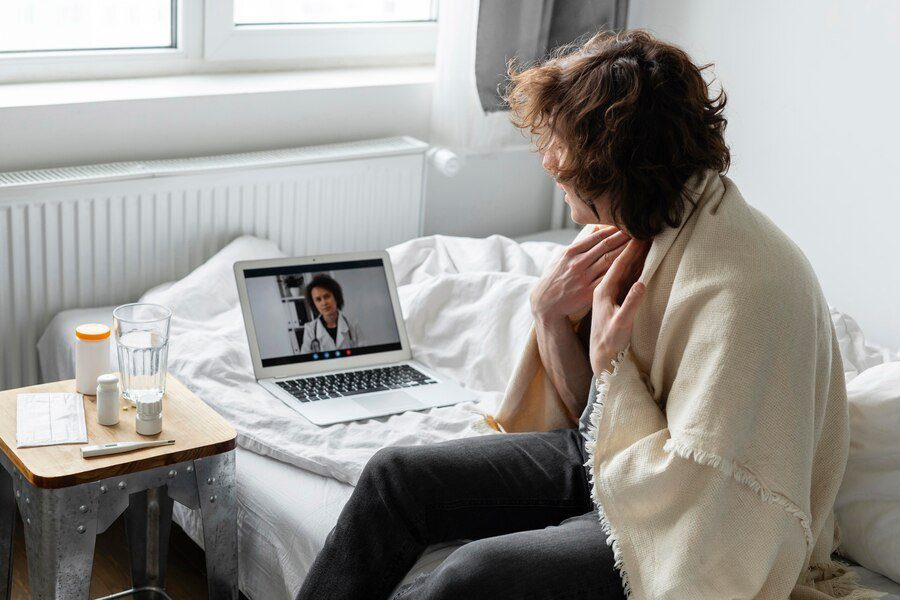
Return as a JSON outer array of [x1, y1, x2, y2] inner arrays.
[[0, 72, 554, 241], [331, 267, 401, 346], [628, 0, 900, 347], [245, 276, 294, 359], [426, 149, 552, 238]]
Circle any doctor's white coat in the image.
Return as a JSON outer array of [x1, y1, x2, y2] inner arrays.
[[299, 311, 361, 354]]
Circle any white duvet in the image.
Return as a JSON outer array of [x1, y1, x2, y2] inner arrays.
[[138, 234, 566, 486]]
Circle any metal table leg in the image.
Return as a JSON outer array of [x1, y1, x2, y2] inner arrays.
[[125, 487, 174, 600], [0, 451, 237, 600], [15, 475, 99, 600], [0, 467, 15, 600], [194, 451, 238, 600]]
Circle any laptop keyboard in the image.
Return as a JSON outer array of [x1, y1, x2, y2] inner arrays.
[[276, 364, 437, 403]]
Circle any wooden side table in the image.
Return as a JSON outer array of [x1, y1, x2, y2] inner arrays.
[[0, 374, 238, 600]]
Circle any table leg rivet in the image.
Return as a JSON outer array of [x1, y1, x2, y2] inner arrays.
[[79, 505, 88, 513], [118, 481, 127, 490], [210, 495, 216, 503], [100, 485, 108, 494], [77, 525, 86, 534], [168, 470, 177, 478], [186, 466, 194, 473]]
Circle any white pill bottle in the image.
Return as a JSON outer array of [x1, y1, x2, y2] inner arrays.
[[96, 373, 121, 426], [75, 323, 110, 395]]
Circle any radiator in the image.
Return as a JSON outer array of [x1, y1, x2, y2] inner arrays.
[[0, 136, 428, 389]]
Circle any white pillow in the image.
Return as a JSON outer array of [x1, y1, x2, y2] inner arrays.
[[834, 361, 900, 584], [830, 306, 900, 381]]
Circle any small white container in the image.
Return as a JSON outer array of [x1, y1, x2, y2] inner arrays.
[[135, 398, 163, 436], [96, 373, 120, 426], [75, 324, 110, 395]]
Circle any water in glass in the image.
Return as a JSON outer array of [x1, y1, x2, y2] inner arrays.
[[113, 303, 172, 405], [117, 330, 169, 404]]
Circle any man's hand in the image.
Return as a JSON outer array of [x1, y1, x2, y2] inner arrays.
[[530, 225, 631, 323], [589, 238, 651, 375]]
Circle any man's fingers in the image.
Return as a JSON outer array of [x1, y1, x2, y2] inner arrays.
[[612, 282, 646, 332], [587, 244, 627, 283], [582, 230, 630, 266], [565, 224, 620, 255]]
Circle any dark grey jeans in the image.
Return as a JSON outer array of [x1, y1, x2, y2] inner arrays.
[[296, 428, 625, 600]]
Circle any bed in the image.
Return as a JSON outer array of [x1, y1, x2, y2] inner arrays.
[[38, 230, 900, 599]]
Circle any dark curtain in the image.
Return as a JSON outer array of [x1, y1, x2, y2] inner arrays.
[[475, 0, 629, 112]]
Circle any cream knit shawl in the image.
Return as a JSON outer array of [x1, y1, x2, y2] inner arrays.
[[488, 170, 882, 599]]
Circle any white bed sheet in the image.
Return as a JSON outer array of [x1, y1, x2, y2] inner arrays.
[[172, 447, 466, 600], [175, 448, 345, 600]]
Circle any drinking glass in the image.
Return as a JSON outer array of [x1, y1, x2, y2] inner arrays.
[[113, 303, 172, 405]]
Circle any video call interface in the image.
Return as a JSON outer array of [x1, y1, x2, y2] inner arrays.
[[244, 259, 403, 368]]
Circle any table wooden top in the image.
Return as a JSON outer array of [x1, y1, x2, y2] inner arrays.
[[0, 374, 236, 489]]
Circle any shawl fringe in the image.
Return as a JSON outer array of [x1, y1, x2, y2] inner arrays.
[[804, 560, 888, 599], [660, 443, 885, 598], [662, 438, 814, 549], [471, 411, 505, 434], [584, 347, 634, 599]]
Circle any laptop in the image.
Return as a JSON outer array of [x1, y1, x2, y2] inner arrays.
[[234, 251, 476, 425]]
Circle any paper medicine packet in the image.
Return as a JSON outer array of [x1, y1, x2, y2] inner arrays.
[[16, 392, 88, 448]]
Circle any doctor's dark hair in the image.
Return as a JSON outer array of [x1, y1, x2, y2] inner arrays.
[[305, 274, 344, 314], [505, 29, 730, 239]]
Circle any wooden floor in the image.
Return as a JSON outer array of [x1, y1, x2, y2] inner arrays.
[[9, 513, 221, 599]]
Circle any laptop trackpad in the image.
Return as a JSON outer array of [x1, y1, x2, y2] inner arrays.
[[353, 391, 424, 415]]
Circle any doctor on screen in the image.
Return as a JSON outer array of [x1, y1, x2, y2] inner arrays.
[[299, 274, 362, 354]]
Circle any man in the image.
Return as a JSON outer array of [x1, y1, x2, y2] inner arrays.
[[298, 29, 862, 600]]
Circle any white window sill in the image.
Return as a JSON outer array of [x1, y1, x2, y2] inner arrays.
[[0, 65, 435, 109]]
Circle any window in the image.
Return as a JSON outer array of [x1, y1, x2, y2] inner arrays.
[[233, 0, 436, 26], [0, 0, 436, 84], [0, 0, 175, 53], [205, 0, 437, 62]]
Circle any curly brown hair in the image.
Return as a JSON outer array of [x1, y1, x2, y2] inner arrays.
[[505, 29, 730, 239]]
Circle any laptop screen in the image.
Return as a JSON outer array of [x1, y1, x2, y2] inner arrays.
[[243, 258, 402, 368]]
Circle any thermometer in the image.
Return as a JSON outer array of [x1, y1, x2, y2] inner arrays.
[[80, 439, 175, 458]]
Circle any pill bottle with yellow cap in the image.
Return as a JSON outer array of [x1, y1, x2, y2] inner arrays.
[[75, 323, 110, 395]]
